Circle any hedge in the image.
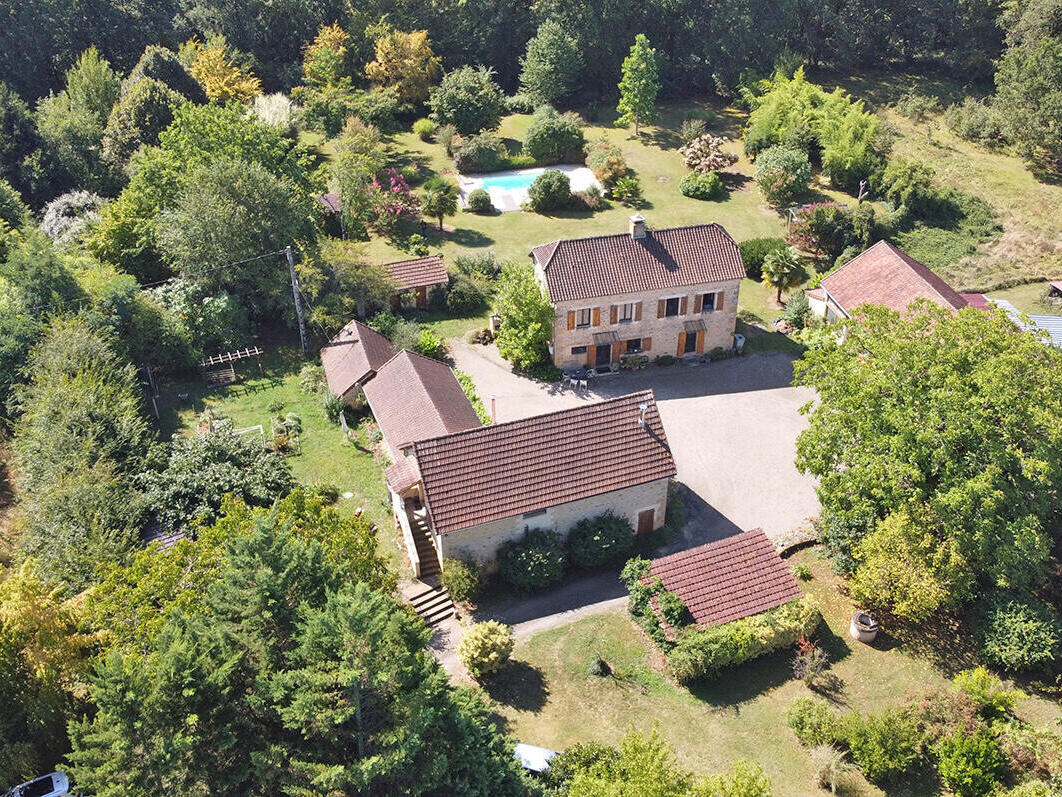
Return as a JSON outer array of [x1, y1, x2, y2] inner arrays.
[[667, 596, 821, 684], [567, 511, 634, 568], [498, 528, 567, 591]]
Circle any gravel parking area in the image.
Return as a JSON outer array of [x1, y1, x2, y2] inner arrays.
[[450, 342, 819, 542]]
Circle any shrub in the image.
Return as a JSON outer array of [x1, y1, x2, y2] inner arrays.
[[454, 369, 489, 425], [894, 91, 941, 122], [945, 98, 1009, 149], [523, 106, 585, 165], [447, 274, 491, 314], [844, 709, 922, 782], [585, 136, 629, 186], [610, 174, 642, 206], [791, 562, 812, 580], [679, 171, 725, 201], [298, 363, 327, 394], [784, 291, 811, 330], [413, 328, 447, 360], [308, 481, 340, 502], [436, 123, 459, 156], [457, 620, 514, 678], [466, 187, 492, 213], [453, 131, 507, 173], [368, 310, 398, 339], [322, 392, 344, 423], [678, 117, 706, 143], [787, 696, 841, 747], [567, 512, 635, 568], [952, 667, 1022, 719], [658, 590, 688, 627], [574, 183, 605, 211], [936, 730, 1008, 797], [878, 158, 939, 217], [808, 744, 852, 794], [498, 528, 567, 591], [667, 597, 821, 683], [754, 145, 811, 206], [787, 203, 868, 261], [678, 133, 738, 173], [700, 760, 772, 797], [974, 592, 1061, 673], [739, 237, 787, 281], [412, 117, 436, 141], [442, 558, 483, 603], [792, 641, 830, 686], [527, 169, 571, 212]]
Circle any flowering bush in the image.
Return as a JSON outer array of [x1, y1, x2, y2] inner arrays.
[[369, 168, 420, 235], [679, 133, 738, 173], [458, 621, 514, 678]]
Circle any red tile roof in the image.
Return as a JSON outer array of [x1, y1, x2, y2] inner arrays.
[[531, 223, 745, 303], [319, 319, 395, 398], [384, 255, 448, 291], [960, 293, 991, 312], [415, 391, 676, 535], [362, 350, 481, 457], [644, 529, 802, 627], [384, 455, 422, 494], [820, 240, 968, 316]]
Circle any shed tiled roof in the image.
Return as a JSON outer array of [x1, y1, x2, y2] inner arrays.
[[531, 223, 745, 303], [384, 255, 448, 291], [319, 319, 396, 398], [644, 529, 802, 627], [362, 350, 481, 457], [820, 240, 968, 316], [384, 456, 422, 494], [415, 391, 675, 535]]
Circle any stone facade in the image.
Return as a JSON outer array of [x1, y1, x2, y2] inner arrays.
[[538, 274, 742, 370], [438, 477, 669, 568]]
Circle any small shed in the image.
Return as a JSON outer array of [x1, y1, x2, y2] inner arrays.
[[643, 529, 802, 628], [384, 255, 448, 309]]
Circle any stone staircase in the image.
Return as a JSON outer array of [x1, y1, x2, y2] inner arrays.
[[405, 500, 454, 626]]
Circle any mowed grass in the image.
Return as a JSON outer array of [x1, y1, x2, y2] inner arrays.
[[154, 343, 408, 571], [486, 547, 1062, 796], [988, 281, 1062, 316], [362, 104, 787, 267]]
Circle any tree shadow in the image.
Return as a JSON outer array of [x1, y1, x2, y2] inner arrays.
[[482, 660, 550, 712], [447, 227, 495, 247], [644, 127, 684, 151], [720, 172, 752, 192], [688, 648, 795, 709], [390, 150, 439, 188]]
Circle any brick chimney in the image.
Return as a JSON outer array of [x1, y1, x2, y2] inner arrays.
[[629, 213, 646, 240]]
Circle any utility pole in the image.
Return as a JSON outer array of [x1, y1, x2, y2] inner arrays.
[[286, 245, 308, 354]]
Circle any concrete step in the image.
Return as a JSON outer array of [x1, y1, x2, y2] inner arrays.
[[408, 583, 455, 627]]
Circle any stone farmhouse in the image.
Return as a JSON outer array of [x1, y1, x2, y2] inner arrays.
[[805, 240, 985, 321], [320, 330, 677, 588], [531, 215, 746, 371]]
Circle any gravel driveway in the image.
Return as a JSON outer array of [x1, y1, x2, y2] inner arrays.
[[450, 341, 819, 542]]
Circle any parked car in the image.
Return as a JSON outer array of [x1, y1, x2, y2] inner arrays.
[[4, 772, 69, 797]]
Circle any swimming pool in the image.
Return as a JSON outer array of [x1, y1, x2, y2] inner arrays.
[[459, 165, 601, 212]]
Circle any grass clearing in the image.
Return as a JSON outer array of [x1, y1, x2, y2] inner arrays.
[[988, 281, 1062, 316], [154, 340, 408, 573], [486, 547, 1061, 796]]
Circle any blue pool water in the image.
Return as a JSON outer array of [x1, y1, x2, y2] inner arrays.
[[479, 172, 539, 190]]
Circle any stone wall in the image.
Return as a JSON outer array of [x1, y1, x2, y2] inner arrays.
[[538, 272, 742, 370], [438, 477, 670, 568]]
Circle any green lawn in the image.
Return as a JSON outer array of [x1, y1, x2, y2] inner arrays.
[[155, 343, 408, 573], [363, 104, 789, 267], [989, 281, 1062, 316], [485, 547, 1061, 796]]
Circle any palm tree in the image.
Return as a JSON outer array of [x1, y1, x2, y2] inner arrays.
[[422, 177, 458, 231], [761, 245, 809, 304]]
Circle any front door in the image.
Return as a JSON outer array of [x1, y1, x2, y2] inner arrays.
[[595, 344, 612, 368], [683, 332, 697, 354], [637, 508, 655, 534]]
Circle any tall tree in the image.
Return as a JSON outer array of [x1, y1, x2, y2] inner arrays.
[[302, 23, 352, 88], [429, 65, 506, 134], [365, 29, 442, 104], [68, 525, 529, 795], [518, 19, 583, 107], [422, 176, 458, 230], [616, 34, 660, 136], [794, 302, 1062, 602], [494, 261, 555, 370], [185, 37, 263, 103], [995, 35, 1062, 172]]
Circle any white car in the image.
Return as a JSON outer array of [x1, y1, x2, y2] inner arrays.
[[5, 772, 70, 797]]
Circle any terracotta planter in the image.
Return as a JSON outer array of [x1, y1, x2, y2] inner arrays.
[[849, 610, 879, 643]]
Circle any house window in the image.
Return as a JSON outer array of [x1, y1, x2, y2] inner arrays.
[[576, 308, 592, 327], [619, 302, 635, 323], [701, 292, 716, 312], [571, 345, 588, 355], [523, 508, 546, 519], [664, 297, 681, 317], [626, 338, 642, 353]]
